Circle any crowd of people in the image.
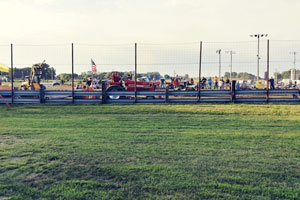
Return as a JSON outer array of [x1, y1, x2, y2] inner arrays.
[[199, 76, 234, 90], [76, 77, 101, 90], [74, 75, 299, 91]]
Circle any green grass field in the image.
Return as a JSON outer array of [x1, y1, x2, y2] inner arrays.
[[0, 104, 300, 200]]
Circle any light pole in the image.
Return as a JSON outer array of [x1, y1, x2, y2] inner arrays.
[[290, 51, 297, 80], [226, 51, 235, 81], [250, 34, 268, 81], [216, 49, 221, 81]]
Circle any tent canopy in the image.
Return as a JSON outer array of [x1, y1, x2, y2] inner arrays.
[[0, 63, 9, 73]]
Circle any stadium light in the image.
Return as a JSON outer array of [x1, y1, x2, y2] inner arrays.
[[250, 34, 268, 80], [226, 51, 236, 81], [250, 34, 268, 81], [216, 49, 221, 81], [290, 51, 297, 80]]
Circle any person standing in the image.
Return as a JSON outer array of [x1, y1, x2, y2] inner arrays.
[[160, 78, 165, 88], [225, 78, 230, 90], [236, 81, 240, 90], [190, 78, 194, 85], [201, 77, 207, 89], [269, 77, 275, 90], [214, 76, 218, 89], [86, 78, 92, 87], [208, 77, 212, 89], [220, 79, 224, 90], [242, 81, 247, 90]]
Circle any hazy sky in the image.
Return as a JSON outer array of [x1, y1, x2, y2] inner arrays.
[[1, 0, 300, 44], [0, 0, 299, 76]]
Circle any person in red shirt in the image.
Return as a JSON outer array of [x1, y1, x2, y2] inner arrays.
[[173, 78, 179, 88]]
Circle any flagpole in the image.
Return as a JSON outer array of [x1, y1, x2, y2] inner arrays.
[[91, 59, 94, 88], [91, 72, 94, 88], [91, 59, 97, 89]]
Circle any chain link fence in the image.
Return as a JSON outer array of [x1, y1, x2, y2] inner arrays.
[[1, 40, 300, 94]]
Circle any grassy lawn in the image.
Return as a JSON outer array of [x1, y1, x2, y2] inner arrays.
[[0, 104, 300, 200]]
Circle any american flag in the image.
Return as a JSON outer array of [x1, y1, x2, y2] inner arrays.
[[91, 59, 97, 74]]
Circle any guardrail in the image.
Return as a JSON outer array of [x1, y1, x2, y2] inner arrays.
[[0, 88, 299, 104]]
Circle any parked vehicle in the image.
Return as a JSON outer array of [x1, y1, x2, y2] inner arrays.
[[106, 72, 160, 99], [21, 60, 45, 90], [256, 80, 267, 89]]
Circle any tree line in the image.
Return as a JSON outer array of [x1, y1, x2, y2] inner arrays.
[[223, 71, 292, 80], [0, 61, 294, 81], [0, 63, 56, 80]]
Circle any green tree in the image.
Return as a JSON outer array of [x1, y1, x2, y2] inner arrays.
[[13, 67, 31, 79], [282, 70, 291, 79], [224, 72, 231, 79], [274, 72, 282, 80], [232, 72, 238, 78], [58, 73, 71, 82], [31, 62, 56, 80]]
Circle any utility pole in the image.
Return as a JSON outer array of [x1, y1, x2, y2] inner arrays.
[[290, 51, 297, 80], [216, 49, 221, 81], [250, 34, 268, 81], [226, 51, 235, 81]]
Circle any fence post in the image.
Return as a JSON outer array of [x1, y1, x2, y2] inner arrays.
[[134, 43, 137, 103], [231, 80, 236, 103], [102, 81, 107, 104], [72, 43, 75, 104], [40, 88, 45, 104], [198, 41, 202, 103], [10, 43, 14, 104], [165, 87, 169, 103], [266, 40, 270, 104]]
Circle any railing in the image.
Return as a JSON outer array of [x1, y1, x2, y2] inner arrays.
[[0, 88, 299, 104]]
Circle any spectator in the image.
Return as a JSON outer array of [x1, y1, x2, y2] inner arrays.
[[214, 76, 218, 89], [269, 77, 275, 89], [236, 82, 240, 90], [201, 77, 207, 89], [173, 78, 180, 89], [170, 77, 174, 89], [293, 81, 298, 89], [93, 78, 97, 85], [220, 78, 224, 90], [242, 81, 247, 90], [86, 78, 92, 87], [127, 73, 132, 80], [160, 78, 165, 88], [225, 78, 230, 90], [208, 77, 212, 89], [190, 78, 194, 85]]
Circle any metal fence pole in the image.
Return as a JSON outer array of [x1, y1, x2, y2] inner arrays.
[[102, 81, 107, 104], [72, 43, 75, 104], [165, 87, 169, 103], [266, 40, 270, 103], [134, 43, 137, 103], [231, 80, 236, 103], [198, 41, 202, 103], [10, 44, 14, 104]]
